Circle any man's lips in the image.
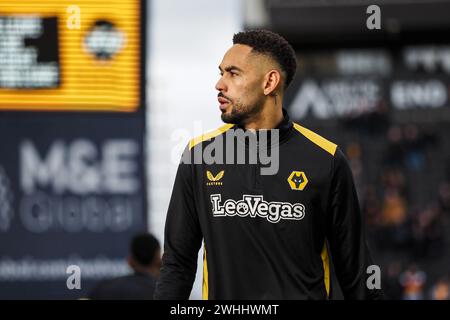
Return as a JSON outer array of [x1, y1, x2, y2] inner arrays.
[[218, 97, 230, 104], [218, 97, 230, 110]]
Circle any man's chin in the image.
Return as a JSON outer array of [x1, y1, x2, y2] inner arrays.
[[221, 112, 239, 124]]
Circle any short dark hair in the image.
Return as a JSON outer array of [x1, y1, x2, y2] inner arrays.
[[130, 233, 160, 266], [233, 29, 297, 89]]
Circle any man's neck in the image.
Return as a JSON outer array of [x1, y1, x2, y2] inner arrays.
[[244, 103, 284, 131]]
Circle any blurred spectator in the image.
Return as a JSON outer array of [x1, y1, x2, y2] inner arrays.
[[383, 124, 438, 171], [381, 168, 407, 195], [380, 188, 407, 226], [403, 124, 425, 171], [341, 100, 389, 135], [383, 260, 403, 300], [438, 181, 450, 217], [399, 264, 427, 300], [363, 184, 381, 226], [430, 277, 450, 300], [89, 232, 161, 300], [378, 187, 410, 249], [411, 204, 444, 259], [346, 142, 365, 201], [383, 125, 406, 167]]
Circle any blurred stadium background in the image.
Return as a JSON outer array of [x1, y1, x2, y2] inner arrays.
[[0, 0, 449, 299]]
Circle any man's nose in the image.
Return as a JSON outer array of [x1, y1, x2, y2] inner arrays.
[[215, 77, 227, 92]]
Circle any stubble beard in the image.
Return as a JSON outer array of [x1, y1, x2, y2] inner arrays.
[[221, 97, 265, 127]]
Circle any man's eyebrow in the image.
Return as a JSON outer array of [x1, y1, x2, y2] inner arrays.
[[219, 65, 244, 73]]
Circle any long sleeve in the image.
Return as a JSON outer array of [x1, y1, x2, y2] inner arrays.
[[326, 148, 383, 300], [153, 147, 203, 300]]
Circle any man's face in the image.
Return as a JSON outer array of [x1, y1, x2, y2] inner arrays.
[[216, 44, 267, 125]]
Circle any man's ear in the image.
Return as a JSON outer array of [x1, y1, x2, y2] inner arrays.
[[263, 69, 281, 96]]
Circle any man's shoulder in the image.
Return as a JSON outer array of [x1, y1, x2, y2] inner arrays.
[[291, 122, 338, 157], [188, 123, 235, 150]]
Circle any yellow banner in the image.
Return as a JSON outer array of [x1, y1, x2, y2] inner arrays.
[[0, 0, 141, 112]]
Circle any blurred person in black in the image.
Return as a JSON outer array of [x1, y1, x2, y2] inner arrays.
[[154, 30, 382, 300], [383, 260, 403, 300], [89, 233, 161, 300]]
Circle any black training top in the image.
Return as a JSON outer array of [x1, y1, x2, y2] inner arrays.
[[154, 109, 383, 300]]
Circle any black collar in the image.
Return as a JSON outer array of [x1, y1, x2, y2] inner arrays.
[[234, 108, 294, 148], [236, 108, 292, 131], [275, 108, 293, 137]]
